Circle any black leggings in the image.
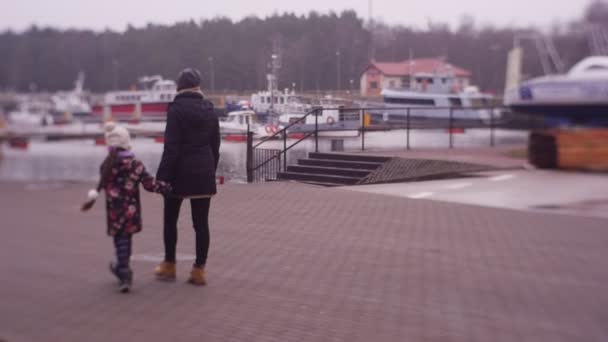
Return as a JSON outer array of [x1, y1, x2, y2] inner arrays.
[[163, 196, 211, 267]]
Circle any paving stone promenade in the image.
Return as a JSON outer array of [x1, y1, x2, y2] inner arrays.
[[0, 180, 606, 342]]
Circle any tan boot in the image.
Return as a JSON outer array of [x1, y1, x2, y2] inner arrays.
[[154, 261, 176, 281], [188, 266, 207, 286]]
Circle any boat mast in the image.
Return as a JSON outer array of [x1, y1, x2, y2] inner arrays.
[[268, 37, 282, 113]]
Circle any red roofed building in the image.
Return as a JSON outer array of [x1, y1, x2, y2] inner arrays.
[[360, 58, 472, 97]]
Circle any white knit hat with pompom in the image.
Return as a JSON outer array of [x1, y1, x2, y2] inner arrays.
[[104, 122, 131, 150]]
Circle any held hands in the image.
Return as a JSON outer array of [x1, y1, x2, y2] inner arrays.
[[157, 181, 173, 196]]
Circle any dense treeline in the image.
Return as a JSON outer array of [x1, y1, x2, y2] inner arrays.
[[0, 2, 606, 93]]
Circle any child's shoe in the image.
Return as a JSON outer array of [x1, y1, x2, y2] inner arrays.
[[154, 261, 176, 281], [118, 269, 133, 293], [187, 265, 207, 286]]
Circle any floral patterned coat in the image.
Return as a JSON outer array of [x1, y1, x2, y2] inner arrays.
[[101, 154, 170, 236]]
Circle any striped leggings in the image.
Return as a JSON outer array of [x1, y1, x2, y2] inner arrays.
[[113, 233, 132, 275]]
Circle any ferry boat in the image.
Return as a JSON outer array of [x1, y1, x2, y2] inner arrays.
[[375, 72, 496, 124], [92, 75, 176, 122]]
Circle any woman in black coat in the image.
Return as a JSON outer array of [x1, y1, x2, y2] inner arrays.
[[154, 68, 220, 285]]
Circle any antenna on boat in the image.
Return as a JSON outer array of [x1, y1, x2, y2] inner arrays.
[[267, 36, 282, 113], [74, 71, 85, 94]]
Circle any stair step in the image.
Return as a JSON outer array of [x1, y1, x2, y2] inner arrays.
[[298, 158, 383, 170], [287, 165, 371, 178], [277, 171, 360, 185], [299, 181, 346, 187], [309, 152, 391, 163]]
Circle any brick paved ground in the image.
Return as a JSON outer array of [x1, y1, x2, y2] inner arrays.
[[0, 181, 607, 342]]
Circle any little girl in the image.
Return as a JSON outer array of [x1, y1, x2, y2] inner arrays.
[[82, 122, 171, 293]]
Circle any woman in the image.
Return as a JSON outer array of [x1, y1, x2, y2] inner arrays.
[[154, 68, 220, 285]]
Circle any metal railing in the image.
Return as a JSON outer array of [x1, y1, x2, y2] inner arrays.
[[246, 105, 539, 183], [246, 107, 321, 183]]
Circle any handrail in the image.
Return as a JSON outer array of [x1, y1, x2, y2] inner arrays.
[[253, 105, 505, 149], [310, 105, 505, 112], [252, 107, 320, 149], [246, 104, 510, 183], [250, 131, 314, 172]]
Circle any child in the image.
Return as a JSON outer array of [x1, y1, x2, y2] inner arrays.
[[82, 122, 171, 293]]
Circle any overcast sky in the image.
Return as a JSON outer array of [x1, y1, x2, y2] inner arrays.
[[1, 0, 592, 32]]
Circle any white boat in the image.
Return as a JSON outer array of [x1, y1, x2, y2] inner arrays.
[[219, 110, 279, 138], [92, 75, 176, 121], [250, 52, 312, 116], [251, 88, 312, 115], [375, 70, 497, 123], [505, 56, 608, 120], [7, 99, 54, 128], [50, 72, 92, 121], [283, 97, 361, 137]]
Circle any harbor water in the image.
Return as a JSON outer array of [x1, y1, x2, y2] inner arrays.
[[0, 128, 528, 183]]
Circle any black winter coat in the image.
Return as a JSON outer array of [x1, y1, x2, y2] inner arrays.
[[156, 91, 220, 197]]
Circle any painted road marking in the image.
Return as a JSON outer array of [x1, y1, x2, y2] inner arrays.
[[445, 182, 473, 190], [490, 174, 515, 182], [408, 192, 434, 199]]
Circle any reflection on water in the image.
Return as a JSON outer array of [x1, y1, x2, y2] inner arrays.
[[0, 138, 248, 183], [0, 129, 528, 183]]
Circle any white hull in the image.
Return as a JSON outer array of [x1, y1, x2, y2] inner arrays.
[[505, 56, 608, 118]]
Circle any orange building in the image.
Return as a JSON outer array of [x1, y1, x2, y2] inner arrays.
[[360, 58, 472, 97]]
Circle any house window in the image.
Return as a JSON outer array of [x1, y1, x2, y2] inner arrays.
[[389, 80, 396, 88], [370, 81, 378, 89]]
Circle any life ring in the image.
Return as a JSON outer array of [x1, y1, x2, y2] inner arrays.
[[265, 125, 273, 134], [326, 116, 335, 125], [271, 125, 279, 134]]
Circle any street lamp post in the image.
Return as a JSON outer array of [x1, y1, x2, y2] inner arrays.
[[349, 79, 354, 96], [336, 50, 341, 91], [112, 59, 119, 90], [208, 57, 215, 93]]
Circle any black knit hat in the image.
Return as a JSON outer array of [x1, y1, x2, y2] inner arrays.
[[176, 67, 201, 91]]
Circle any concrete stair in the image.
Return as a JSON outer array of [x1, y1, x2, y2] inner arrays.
[[277, 152, 389, 186]]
